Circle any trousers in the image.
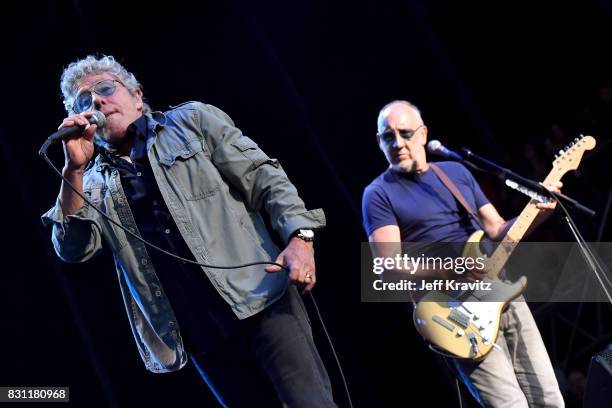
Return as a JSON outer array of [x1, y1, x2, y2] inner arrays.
[[189, 286, 337, 408], [454, 301, 564, 407]]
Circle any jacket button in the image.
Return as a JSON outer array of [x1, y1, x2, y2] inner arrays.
[[155, 290, 162, 297], [141, 258, 148, 266]]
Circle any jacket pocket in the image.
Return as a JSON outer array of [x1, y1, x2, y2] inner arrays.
[[231, 137, 279, 170], [166, 141, 222, 201]]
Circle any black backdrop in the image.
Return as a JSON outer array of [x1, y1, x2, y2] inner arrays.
[[2, 0, 612, 406]]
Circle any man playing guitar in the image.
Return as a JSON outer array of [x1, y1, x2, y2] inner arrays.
[[362, 100, 565, 407]]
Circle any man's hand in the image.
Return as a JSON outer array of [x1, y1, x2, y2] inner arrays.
[[265, 237, 316, 293], [463, 265, 491, 282], [534, 180, 562, 221], [59, 112, 98, 172]]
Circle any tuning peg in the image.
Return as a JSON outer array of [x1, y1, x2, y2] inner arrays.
[[558, 150, 564, 155], [574, 137, 580, 142]]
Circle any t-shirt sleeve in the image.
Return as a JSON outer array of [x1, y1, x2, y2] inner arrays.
[[460, 164, 490, 209], [362, 184, 398, 236]]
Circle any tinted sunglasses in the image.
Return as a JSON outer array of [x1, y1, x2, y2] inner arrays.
[[379, 125, 423, 144], [72, 79, 123, 113]]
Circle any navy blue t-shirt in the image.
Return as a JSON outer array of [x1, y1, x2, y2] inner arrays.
[[362, 161, 490, 243]]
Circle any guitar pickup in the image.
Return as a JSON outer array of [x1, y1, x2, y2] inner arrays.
[[432, 315, 455, 332], [448, 309, 471, 328]]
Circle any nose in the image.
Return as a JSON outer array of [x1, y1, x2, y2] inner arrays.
[[91, 92, 107, 110], [391, 130, 407, 149]]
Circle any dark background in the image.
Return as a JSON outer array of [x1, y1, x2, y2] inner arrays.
[[2, 0, 612, 406]]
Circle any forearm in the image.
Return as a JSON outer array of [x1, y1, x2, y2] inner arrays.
[[487, 218, 512, 241], [489, 213, 549, 241], [59, 166, 85, 216]]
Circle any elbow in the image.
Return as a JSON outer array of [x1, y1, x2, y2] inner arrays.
[[486, 221, 509, 241], [52, 239, 95, 264], [51, 226, 100, 264]]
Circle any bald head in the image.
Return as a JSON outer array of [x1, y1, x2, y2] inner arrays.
[[375, 100, 429, 173], [377, 100, 424, 134]]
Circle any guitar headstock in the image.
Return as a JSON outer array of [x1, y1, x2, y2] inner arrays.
[[552, 135, 596, 175]]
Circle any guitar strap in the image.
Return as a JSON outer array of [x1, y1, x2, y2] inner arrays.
[[429, 162, 484, 230]]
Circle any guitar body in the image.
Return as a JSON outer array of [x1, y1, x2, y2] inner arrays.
[[413, 230, 527, 361]]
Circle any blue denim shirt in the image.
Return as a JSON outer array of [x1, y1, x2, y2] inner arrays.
[[41, 102, 326, 373]]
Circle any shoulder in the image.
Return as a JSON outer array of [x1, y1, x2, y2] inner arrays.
[[364, 170, 390, 192], [363, 170, 395, 202], [163, 101, 235, 127], [432, 160, 468, 173], [432, 160, 474, 179]]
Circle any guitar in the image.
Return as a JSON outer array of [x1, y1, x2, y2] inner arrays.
[[413, 135, 596, 361]]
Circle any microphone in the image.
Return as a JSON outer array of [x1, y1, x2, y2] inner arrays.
[[427, 140, 463, 161], [39, 111, 106, 156]]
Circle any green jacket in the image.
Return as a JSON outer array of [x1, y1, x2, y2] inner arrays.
[[42, 101, 326, 373]]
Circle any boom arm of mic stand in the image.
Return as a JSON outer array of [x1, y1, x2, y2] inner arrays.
[[461, 147, 596, 218]]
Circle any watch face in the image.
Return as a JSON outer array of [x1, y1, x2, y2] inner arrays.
[[299, 229, 314, 238]]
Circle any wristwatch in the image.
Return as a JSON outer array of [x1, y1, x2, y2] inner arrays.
[[293, 228, 315, 242]]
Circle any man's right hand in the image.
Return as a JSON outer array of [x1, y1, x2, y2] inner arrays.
[[59, 112, 98, 172]]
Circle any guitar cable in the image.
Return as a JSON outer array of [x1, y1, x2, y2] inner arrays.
[[40, 149, 354, 408]]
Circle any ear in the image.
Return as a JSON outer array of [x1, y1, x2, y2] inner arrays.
[[134, 88, 144, 111], [376, 133, 385, 152], [419, 126, 428, 146]]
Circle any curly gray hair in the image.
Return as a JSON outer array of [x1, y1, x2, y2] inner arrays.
[[60, 55, 151, 114]]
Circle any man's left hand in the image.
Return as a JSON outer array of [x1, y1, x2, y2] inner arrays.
[[265, 237, 316, 293], [535, 181, 563, 217]]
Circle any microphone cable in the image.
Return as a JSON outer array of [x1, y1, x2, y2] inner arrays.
[[549, 190, 612, 303], [39, 147, 354, 408]]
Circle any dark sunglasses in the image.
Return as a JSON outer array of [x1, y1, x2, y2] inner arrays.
[[380, 126, 423, 144], [72, 79, 123, 113]]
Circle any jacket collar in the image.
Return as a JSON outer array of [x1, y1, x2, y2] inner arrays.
[[94, 110, 167, 172]]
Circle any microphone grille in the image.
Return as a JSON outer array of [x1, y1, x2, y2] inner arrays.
[[90, 110, 106, 128], [427, 139, 442, 153]]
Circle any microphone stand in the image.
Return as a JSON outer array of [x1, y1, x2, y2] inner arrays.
[[461, 147, 596, 217]]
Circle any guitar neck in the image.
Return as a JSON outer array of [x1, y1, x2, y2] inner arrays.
[[487, 171, 561, 277]]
